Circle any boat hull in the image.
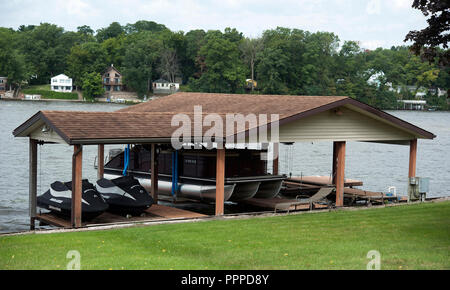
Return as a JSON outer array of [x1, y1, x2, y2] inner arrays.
[[104, 173, 236, 202]]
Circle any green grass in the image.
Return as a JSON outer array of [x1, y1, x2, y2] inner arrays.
[[0, 202, 449, 270], [22, 85, 78, 100], [26, 84, 51, 91]]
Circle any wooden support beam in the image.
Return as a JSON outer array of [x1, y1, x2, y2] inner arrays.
[[97, 144, 104, 180], [409, 139, 417, 178], [29, 139, 38, 230], [334, 141, 346, 207], [71, 145, 83, 228], [151, 144, 158, 203], [215, 148, 225, 216], [272, 143, 279, 175], [332, 142, 338, 185]]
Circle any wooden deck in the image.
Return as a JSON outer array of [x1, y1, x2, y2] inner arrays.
[[343, 187, 397, 202], [36, 204, 207, 229], [241, 197, 329, 212], [287, 176, 364, 187]]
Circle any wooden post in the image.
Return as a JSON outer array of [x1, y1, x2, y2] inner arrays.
[[29, 139, 38, 230], [332, 142, 338, 185], [98, 144, 104, 180], [71, 145, 83, 228], [272, 143, 279, 175], [151, 144, 158, 203], [409, 139, 417, 178], [334, 141, 346, 207], [215, 148, 225, 216]]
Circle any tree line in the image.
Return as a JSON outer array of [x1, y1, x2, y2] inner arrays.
[[0, 20, 448, 109]]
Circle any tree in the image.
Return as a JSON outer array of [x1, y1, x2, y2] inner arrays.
[[256, 47, 289, 94], [240, 37, 262, 91], [158, 49, 180, 83], [96, 22, 124, 42], [81, 72, 103, 100], [66, 42, 108, 90], [0, 28, 29, 96], [184, 29, 206, 80], [190, 30, 246, 93], [404, 0, 449, 66], [124, 20, 167, 34], [122, 33, 162, 97], [101, 36, 126, 68], [17, 23, 70, 84], [77, 25, 94, 36]]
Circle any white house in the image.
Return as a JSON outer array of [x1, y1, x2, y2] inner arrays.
[[152, 79, 180, 95], [51, 74, 73, 93]]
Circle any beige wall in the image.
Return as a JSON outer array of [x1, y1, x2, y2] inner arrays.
[[278, 106, 415, 143]]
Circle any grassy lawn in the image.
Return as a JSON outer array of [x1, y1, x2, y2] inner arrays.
[[26, 84, 51, 91], [21, 85, 78, 100], [0, 202, 449, 270]]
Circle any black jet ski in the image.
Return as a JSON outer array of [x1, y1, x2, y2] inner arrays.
[[37, 180, 109, 220], [96, 176, 153, 215]]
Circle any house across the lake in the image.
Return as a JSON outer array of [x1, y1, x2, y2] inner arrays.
[[103, 65, 123, 93], [152, 79, 180, 95], [51, 74, 73, 93]]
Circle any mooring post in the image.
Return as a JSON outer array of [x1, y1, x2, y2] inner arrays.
[[332, 142, 338, 185], [29, 139, 38, 230], [273, 143, 279, 175], [334, 141, 346, 207], [98, 144, 104, 180], [215, 148, 225, 216], [71, 145, 83, 228], [409, 139, 417, 178], [151, 144, 159, 203]]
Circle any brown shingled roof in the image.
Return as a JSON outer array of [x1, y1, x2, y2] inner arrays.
[[13, 92, 436, 144], [119, 92, 348, 119]]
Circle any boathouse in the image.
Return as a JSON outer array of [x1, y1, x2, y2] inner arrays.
[[13, 92, 435, 229]]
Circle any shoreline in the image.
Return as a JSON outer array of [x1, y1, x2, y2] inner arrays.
[[0, 98, 136, 105]]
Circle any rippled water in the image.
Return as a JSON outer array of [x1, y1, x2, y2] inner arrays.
[[0, 100, 449, 233]]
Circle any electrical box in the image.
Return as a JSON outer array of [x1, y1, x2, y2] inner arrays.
[[408, 177, 429, 202]]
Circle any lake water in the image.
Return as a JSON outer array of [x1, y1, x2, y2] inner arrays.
[[0, 100, 449, 233]]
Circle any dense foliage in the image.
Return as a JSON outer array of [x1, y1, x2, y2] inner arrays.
[[0, 19, 448, 109]]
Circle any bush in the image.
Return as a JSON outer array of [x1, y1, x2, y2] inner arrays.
[[21, 89, 78, 100]]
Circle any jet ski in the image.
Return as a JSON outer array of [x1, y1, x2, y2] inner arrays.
[[96, 176, 153, 215], [37, 180, 109, 220]]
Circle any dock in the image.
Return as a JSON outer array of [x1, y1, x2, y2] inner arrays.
[[241, 197, 329, 212], [35, 204, 206, 229], [280, 176, 399, 206], [287, 176, 363, 187]]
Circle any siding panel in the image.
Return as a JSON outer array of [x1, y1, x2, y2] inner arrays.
[[278, 107, 414, 142]]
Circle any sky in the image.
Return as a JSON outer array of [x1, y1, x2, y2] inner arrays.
[[1, 0, 427, 50]]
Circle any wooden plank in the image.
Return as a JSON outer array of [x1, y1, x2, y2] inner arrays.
[[344, 187, 397, 200], [242, 198, 328, 211], [146, 204, 206, 219], [215, 148, 225, 216], [409, 139, 417, 178], [287, 176, 363, 187], [97, 144, 104, 180], [36, 214, 71, 228], [335, 141, 346, 207], [71, 145, 83, 228], [29, 139, 38, 230], [151, 144, 159, 202]]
